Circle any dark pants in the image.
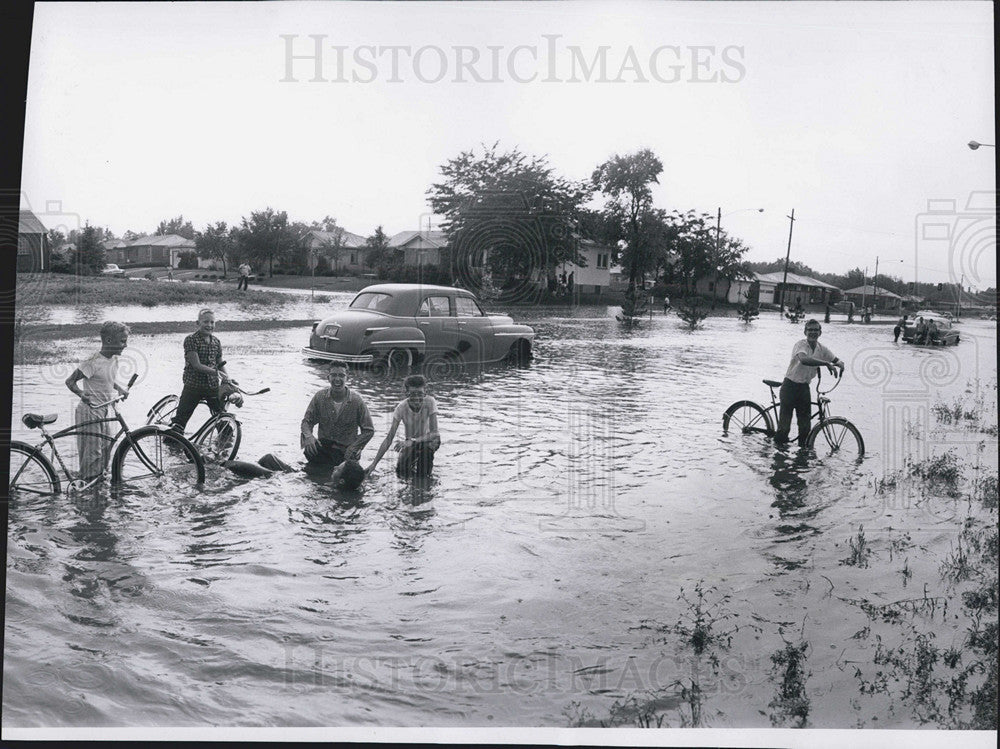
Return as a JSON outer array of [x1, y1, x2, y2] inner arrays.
[[396, 438, 439, 478], [170, 384, 223, 433], [238, 276, 249, 291], [893, 325, 902, 342], [774, 379, 812, 447], [304, 439, 346, 472]]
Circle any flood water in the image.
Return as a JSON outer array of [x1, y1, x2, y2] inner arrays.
[[5, 305, 998, 729]]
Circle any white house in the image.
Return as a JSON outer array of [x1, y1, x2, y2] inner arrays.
[[387, 230, 449, 266]]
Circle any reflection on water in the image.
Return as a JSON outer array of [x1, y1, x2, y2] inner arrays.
[[5, 311, 998, 728]]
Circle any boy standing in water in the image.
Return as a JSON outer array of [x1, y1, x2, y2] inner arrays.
[[366, 374, 441, 478], [300, 362, 375, 471], [774, 319, 844, 448], [170, 308, 232, 434], [65, 321, 131, 479]]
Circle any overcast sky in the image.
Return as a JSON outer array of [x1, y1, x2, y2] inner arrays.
[[20, 1, 996, 288]]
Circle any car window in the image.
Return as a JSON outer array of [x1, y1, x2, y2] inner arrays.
[[455, 296, 485, 317], [418, 296, 451, 317], [350, 292, 393, 311]]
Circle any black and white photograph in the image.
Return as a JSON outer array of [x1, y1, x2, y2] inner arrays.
[[2, 2, 996, 746]]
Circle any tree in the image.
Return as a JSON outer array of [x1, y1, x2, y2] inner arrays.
[[592, 149, 664, 290], [428, 143, 591, 293], [676, 294, 709, 330], [155, 215, 195, 240], [122, 229, 140, 242], [46, 228, 66, 252], [196, 221, 235, 276], [364, 226, 393, 271], [737, 290, 760, 324], [74, 225, 106, 275], [234, 207, 297, 277], [318, 226, 347, 274]]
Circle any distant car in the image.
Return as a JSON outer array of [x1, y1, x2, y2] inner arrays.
[[902, 311, 960, 346], [303, 283, 535, 368], [101, 263, 126, 277]]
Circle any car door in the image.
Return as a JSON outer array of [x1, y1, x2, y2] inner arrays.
[[416, 294, 460, 358], [453, 294, 494, 362]]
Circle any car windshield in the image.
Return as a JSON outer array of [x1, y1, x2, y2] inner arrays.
[[349, 292, 394, 312]]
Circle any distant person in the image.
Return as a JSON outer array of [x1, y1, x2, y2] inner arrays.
[[64, 321, 131, 479], [927, 319, 940, 344], [366, 374, 441, 478], [237, 262, 251, 291], [300, 362, 375, 472], [663, 295, 671, 313], [170, 309, 232, 435], [774, 319, 844, 448], [846, 300, 855, 323], [824, 303, 831, 323], [893, 314, 907, 343], [915, 316, 928, 344]]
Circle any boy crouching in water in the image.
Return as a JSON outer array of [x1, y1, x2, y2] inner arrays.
[[366, 374, 440, 479], [65, 321, 131, 480]]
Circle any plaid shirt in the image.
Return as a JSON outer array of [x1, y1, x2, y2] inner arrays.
[[182, 332, 223, 387]]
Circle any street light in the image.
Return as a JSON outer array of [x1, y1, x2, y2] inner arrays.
[[968, 141, 995, 150]]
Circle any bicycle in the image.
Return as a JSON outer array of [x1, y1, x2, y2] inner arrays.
[[8, 375, 206, 496], [722, 372, 865, 459], [144, 378, 270, 463]]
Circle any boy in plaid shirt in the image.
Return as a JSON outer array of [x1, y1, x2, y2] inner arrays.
[[170, 309, 232, 434]]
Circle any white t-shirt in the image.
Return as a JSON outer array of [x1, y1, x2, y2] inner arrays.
[[393, 396, 438, 439], [784, 339, 836, 383], [77, 353, 120, 401]]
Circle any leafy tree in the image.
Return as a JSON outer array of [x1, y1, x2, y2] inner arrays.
[[737, 290, 760, 324], [364, 225, 393, 271], [176, 251, 199, 270], [234, 207, 297, 277], [317, 226, 348, 274], [155, 215, 195, 240], [428, 143, 590, 291], [73, 225, 106, 275], [46, 228, 66, 252], [196, 221, 235, 276], [122, 229, 140, 242], [592, 148, 664, 293]]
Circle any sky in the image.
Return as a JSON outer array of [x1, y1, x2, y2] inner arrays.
[[19, 1, 996, 289]]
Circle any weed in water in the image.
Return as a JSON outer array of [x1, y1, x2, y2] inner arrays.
[[841, 524, 871, 568], [767, 639, 811, 728]]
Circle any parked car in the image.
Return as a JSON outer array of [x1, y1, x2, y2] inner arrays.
[[303, 284, 535, 368], [101, 263, 126, 277], [902, 311, 960, 346]]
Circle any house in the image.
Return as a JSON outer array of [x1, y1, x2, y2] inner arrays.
[[701, 271, 841, 306], [107, 234, 196, 268], [302, 229, 368, 271], [842, 285, 902, 311], [387, 230, 449, 267], [554, 239, 618, 294], [17, 210, 50, 272]]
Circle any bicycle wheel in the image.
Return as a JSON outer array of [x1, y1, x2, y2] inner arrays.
[[146, 394, 179, 427], [111, 426, 205, 489], [8, 441, 61, 496], [191, 414, 242, 463], [722, 400, 774, 436], [807, 417, 865, 460]]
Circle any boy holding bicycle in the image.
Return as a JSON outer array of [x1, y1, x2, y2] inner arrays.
[[65, 321, 131, 479], [774, 319, 844, 448], [170, 309, 232, 435]]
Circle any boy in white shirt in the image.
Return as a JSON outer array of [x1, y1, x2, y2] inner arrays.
[[366, 374, 441, 478], [65, 321, 131, 479], [774, 319, 844, 447]]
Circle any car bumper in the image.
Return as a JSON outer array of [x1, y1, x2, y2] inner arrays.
[[301, 347, 374, 364]]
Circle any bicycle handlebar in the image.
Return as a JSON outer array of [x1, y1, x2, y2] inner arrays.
[[815, 367, 844, 396], [89, 373, 140, 409]]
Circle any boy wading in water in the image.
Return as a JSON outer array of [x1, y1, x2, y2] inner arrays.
[[300, 362, 375, 472], [367, 374, 441, 478], [774, 319, 844, 448], [65, 321, 131, 479], [170, 309, 232, 435]]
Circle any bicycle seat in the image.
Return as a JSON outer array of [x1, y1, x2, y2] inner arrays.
[[22, 413, 58, 429], [763, 379, 783, 389]]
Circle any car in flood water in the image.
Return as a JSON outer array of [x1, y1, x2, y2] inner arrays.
[[302, 283, 535, 368], [902, 311, 960, 346]]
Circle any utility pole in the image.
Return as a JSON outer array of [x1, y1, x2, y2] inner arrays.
[[873, 255, 880, 312], [779, 209, 795, 312], [957, 273, 964, 319]]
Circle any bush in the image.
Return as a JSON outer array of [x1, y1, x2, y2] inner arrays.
[[177, 251, 199, 270]]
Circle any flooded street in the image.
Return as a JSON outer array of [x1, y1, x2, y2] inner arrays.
[[5, 306, 997, 728]]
